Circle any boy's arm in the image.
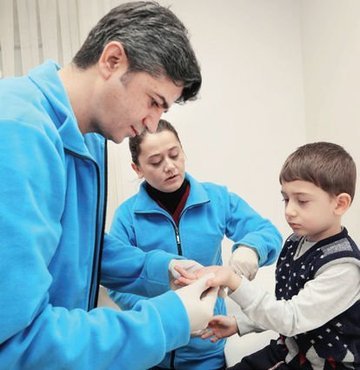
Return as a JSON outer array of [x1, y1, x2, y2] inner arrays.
[[229, 263, 360, 337]]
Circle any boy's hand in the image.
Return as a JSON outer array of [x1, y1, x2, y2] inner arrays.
[[230, 246, 259, 280], [206, 266, 242, 292], [201, 315, 238, 342], [169, 259, 203, 289], [173, 265, 221, 287]]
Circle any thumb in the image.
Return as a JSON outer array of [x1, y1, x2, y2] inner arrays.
[[190, 273, 215, 296], [201, 286, 219, 306]]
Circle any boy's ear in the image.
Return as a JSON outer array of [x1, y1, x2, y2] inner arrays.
[[131, 163, 144, 178], [334, 193, 352, 215]]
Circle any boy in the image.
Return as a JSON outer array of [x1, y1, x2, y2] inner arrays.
[[182, 142, 360, 369]]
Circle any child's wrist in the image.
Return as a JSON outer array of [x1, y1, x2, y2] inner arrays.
[[229, 272, 242, 291]]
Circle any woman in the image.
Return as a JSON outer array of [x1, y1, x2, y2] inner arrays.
[[109, 119, 282, 370]]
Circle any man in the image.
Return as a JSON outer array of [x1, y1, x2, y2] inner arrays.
[[0, 2, 217, 369]]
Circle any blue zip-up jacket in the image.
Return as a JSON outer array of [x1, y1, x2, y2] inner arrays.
[[109, 173, 282, 369], [0, 60, 192, 370]]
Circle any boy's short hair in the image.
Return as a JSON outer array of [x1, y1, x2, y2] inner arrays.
[[279, 142, 356, 201]]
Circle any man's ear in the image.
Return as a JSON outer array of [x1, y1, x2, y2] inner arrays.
[[334, 193, 352, 215], [98, 41, 128, 79], [131, 162, 143, 178]]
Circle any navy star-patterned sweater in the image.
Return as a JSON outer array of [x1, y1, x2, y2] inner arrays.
[[275, 228, 360, 369]]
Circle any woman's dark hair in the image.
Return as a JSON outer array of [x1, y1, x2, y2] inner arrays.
[[129, 119, 181, 165]]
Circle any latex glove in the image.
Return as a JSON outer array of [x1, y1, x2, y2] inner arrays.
[[229, 246, 259, 280], [169, 259, 203, 280], [175, 273, 218, 334]]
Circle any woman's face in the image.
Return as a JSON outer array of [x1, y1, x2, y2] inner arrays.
[[133, 130, 185, 192]]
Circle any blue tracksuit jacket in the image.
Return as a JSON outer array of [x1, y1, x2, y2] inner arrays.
[[109, 174, 283, 369], [0, 60, 192, 370]]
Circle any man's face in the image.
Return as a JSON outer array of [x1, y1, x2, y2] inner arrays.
[[91, 70, 183, 144]]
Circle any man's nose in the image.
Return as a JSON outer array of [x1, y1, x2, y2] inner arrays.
[[143, 110, 164, 133]]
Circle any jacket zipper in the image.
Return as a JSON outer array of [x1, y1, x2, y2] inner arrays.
[[65, 141, 107, 311], [170, 223, 182, 368]]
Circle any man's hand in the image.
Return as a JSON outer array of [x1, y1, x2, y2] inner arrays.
[[229, 246, 259, 280], [175, 273, 218, 334]]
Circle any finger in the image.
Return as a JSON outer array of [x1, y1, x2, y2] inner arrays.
[[200, 286, 219, 306], [218, 286, 228, 298], [175, 276, 195, 286], [200, 328, 214, 339], [190, 273, 216, 296], [174, 265, 197, 279]]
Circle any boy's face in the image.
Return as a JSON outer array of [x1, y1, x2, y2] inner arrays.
[[281, 180, 341, 242]]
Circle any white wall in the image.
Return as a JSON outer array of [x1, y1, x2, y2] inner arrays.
[[300, 0, 360, 238], [107, 0, 306, 243]]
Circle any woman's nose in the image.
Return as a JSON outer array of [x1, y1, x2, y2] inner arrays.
[[164, 158, 175, 172]]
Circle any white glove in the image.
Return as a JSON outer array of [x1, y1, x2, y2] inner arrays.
[[229, 246, 259, 280], [175, 273, 218, 334], [169, 259, 203, 279]]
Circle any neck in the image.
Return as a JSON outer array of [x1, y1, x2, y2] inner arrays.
[[146, 179, 189, 214], [58, 64, 96, 134]]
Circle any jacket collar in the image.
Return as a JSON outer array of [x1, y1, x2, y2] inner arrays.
[[28, 60, 92, 158], [133, 172, 210, 213]]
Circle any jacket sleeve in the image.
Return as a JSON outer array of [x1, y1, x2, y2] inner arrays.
[[105, 205, 146, 308], [0, 120, 189, 369], [225, 190, 283, 266], [109, 290, 147, 310], [0, 290, 190, 370], [102, 202, 185, 298]]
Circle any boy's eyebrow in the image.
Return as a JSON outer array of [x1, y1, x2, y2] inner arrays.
[[281, 190, 311, 196]]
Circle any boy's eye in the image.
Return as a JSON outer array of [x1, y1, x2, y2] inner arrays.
[[298, 200, 308, 205]]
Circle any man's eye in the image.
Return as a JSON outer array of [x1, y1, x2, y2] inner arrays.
[[151, 99, 159, 108]]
